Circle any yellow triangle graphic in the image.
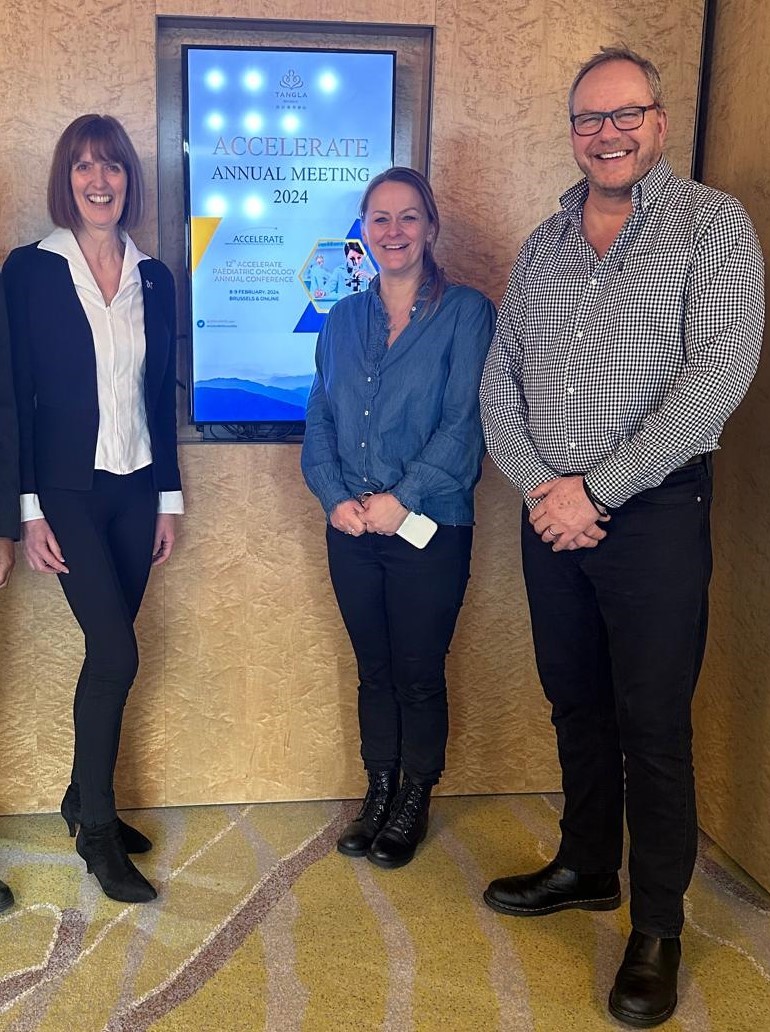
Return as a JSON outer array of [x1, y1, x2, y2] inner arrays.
[[190, 217, 222, 273]]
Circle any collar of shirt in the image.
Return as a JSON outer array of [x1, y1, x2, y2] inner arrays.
[[559, 156, 674, 230], [368, 272, 433, 307], [37, 227, 150, 302]]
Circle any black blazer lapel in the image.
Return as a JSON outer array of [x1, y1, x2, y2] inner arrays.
[[140, 261, 170, 413]]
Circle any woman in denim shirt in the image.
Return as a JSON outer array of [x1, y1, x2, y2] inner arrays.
[[301, 168, 495, 869]]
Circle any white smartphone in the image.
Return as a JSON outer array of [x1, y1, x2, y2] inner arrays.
[[396, 511, 438, 549]]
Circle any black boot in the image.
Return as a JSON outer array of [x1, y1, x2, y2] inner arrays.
[[76, 820, 157, 903], [0, 879, 14, 914], [484, 859, 621, 917], [608, 930, 681, 1028], [61, 783, 152, 854], [337, 770, 399, 857], [367, 777, 432, 869]]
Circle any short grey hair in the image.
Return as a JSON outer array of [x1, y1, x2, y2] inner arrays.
[[568, 45, 665, 115]]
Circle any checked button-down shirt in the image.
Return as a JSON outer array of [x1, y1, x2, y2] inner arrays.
[[480, 157, 765, 509]]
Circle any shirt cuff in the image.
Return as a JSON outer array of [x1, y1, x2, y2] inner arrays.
[[158, 491, 184, 515], [321, 489, 354, 519], [21, 493, 45, 522], [390, 476, 421, 515]]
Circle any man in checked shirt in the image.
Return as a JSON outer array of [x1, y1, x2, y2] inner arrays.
[[480, 45, 764, 1028]]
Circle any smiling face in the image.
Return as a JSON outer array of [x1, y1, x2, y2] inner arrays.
[[362, 180, 435, 283], [70, 144, 127, 234], [570, 59, 667, 201]]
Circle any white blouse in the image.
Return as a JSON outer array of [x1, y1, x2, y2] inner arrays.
[[21, 228, 183, 521]]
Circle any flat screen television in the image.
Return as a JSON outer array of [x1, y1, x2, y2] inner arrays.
[[182, 45, 396, 430]]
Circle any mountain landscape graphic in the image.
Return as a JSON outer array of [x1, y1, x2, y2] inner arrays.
[[194, 376, 313, 422]]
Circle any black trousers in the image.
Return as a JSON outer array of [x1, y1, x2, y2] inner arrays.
[[521, 460, 713, 938], [326, 524, 473, 785], [39, 468, 157, 828]]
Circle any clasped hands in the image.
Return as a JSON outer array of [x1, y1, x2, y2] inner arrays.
[[528, 475, 610, 552], [331, 494, 407, 537]]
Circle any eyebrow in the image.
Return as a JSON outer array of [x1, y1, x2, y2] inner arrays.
[[370, 206, 422, 215], [573, 101, 650, 114]]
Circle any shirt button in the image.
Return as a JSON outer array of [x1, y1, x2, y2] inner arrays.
[[361, 442, 366, 448], [367, 376, 372, 382], [566, 387, 575, 395], [589, 278, 597, 286], [364, 410, 369, 416], [575, 330, 583, 339], [363, 476, 368, 482], [411, 305, 416, 312], [569, 442, 576, 449]]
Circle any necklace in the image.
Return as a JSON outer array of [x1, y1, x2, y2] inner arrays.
[[385, 300, 417, 335]]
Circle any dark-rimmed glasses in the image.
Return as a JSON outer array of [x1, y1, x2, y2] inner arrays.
[[570, 104, 659, 137]]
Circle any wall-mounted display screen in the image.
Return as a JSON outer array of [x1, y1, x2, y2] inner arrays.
[[183, 45, 396, 424]]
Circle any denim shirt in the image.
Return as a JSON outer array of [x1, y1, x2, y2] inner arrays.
[[301, 277, 496, 525]]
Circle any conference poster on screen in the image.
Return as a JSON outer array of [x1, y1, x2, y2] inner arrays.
[[184, 46, 396, 423]]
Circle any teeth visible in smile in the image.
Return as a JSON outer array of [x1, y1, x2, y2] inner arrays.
[[597, 151, 629, 160], [87, 195, 112, 204], [383, 244, 407, 249]]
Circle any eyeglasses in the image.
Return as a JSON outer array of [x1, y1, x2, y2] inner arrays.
[[570, 104, 659, 137]]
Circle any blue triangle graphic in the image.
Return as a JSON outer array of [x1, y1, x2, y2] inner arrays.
[[294, 303, 326, 333]]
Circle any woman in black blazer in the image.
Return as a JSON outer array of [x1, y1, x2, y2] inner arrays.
[[3, 114, 182, 903]]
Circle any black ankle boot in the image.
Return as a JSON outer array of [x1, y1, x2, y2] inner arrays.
[[76, 820, 157, 903], [367, 777, 432, 869], [608, 930, 681, 1027], [61, 784, 152, 853], [337, 770, 399, 857], [483, 859, 621, 916]]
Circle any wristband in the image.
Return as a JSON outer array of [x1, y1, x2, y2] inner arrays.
[[583, 479, 609, 515]]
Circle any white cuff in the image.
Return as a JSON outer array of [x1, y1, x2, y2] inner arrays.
[[158, 491, 184, 515], [21, 493, 45, 522]]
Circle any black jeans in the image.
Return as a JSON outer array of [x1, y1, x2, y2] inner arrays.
[[326, 524, 473, 785], [521, 460, 713, 937], [39, 468, 157, 828]]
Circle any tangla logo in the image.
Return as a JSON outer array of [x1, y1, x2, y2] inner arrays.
[[279, 69, 304, 90]]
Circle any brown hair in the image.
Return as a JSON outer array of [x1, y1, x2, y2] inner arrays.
[[568, 45, 665, 115], [360, 166, 447, 314], [47, 114, 145, 231]]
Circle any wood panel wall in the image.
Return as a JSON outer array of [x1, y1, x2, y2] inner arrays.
[[691, 0, 770, 892]]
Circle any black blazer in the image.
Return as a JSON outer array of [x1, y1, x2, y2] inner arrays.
[[0, 274, 20, 539], [2, 241, 181, 496]]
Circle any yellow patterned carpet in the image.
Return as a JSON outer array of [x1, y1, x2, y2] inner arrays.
[[1, 795, 768, 1031]]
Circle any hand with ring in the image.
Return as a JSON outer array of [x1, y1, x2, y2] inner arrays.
[[330, 499, 367, 537], [528, 474, 610, 551], [360, 492, 408, 535]]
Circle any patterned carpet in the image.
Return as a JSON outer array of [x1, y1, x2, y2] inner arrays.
[[0, 795, 768, 1031]]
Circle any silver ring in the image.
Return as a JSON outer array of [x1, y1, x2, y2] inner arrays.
[[548, 526, 558, 537]]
